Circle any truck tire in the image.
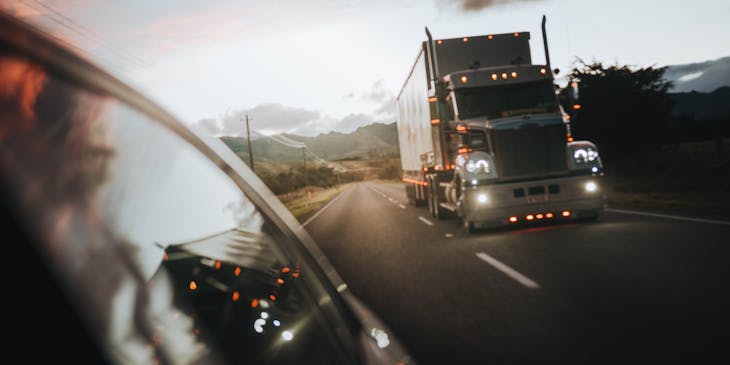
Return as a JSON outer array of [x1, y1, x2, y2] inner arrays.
[[463, 219, 475, 233]]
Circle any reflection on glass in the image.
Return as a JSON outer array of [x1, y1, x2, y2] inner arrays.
[[1, 44, 359, 363]]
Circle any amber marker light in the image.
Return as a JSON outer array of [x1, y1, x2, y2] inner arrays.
[[536, 213, 544, 219], [232, 291, 240, 302], [511, 71, 518, 78], [269, 294, 277, 301], [189, 281, 198, 291], [526, 214, 535, 221], [277, 278, 285, 285], [513, 32, 519, 37], [546, 213, 554, 218], [573, 104, 582, 110], [562, 211, 571, 217], [215, 261, 222, 270], [460, 75, 468, 84], [491, 73, 498, 80], [281, 266, 290, 273], [430, 119, 440, 125], [428, 97, 437, 103], [234, 267, 241, 276], [292, 272, 300, 278], [501, 73, 508, 80], [487, 35, 494, 40], [509, 216, 518, 223], [540, 68, 547, 75], [437, 40, 443, 44], [462, 37, 468, 42], [251, 298, 259, 308]]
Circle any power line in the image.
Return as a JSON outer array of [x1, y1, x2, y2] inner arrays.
[[19, 0, 148, 73]]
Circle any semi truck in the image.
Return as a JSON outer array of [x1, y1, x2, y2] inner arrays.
[[396, 16, 605, 232]]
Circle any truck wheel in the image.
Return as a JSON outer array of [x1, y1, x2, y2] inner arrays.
[[464, 220, 475, 233]]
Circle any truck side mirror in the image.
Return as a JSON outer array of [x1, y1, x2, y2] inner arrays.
[[569, 79, 580, 103]]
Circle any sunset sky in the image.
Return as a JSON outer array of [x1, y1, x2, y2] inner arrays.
[[2, 0, 729, 136]]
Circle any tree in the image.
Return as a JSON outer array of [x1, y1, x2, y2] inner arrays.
[[561, 60, 674, 164]]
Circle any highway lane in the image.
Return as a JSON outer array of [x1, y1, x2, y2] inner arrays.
[[304, 181, 730, 364]]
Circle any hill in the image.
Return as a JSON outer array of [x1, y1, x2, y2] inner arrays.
[[222, 122, 398, 163], [665, 56, 730, 93]]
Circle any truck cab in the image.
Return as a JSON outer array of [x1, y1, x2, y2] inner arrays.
[[397, 18, 605, 232]]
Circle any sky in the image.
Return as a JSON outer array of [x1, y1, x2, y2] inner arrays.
[[2, 0, 729, 137]]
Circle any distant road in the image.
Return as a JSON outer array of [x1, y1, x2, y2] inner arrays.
[[305, 181, 730, 364]]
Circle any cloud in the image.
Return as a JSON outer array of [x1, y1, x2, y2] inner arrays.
[[358, 79, 397, 121], [192, 102, 322, 136], [332, 113, 375, 133], [374, 96, 396, 121], [446, 0, 537, 12], [361, 79, 391, 103]]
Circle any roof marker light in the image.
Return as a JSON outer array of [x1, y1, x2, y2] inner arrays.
[[546, 213, 554, 218], [460, 76, 468, 84], [488, 35, 494, 40], [509, 216, 518, 223], [536, 213, 544, 219], [491, 73, 498, 80], [437, 40, 443, 44], [501, 73, 508, 80], [526, 214, 535, 221], [462, 37, 468, 42], [514, 32, 519, 37], [430, 119, 440, 125], [428, 97, 437, 102], [562, 211, 571, 217], [511, 71, 518, 78], [540, 68, 547, 75]]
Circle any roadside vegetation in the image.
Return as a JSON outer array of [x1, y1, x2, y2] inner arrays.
[[559, 61, 730, 219]]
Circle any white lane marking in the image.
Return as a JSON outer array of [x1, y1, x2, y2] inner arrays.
[[606, 208, 730, 227], [399, 204, 406, 209], [476, 252, 540, 289], [418, 216, 434, 226], [302, 188, 349, 227]]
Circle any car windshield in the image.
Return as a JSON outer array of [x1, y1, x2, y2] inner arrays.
[[455, 81, 559, 120], [2, 2, 729, 365]]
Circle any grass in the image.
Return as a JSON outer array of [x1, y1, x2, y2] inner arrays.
[[603, 175, 730, 220], [279, 183, 353, 221]]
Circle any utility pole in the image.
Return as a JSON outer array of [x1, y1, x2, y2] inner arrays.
[[242, 113, 254, 171], [302, 147, 306, 186]]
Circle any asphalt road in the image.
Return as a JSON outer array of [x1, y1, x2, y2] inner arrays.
[[304, 181, 730, 364]]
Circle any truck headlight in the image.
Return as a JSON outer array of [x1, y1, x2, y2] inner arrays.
[[477, 193, 488, 203], [466, 159, 490, 173], [585, 181, 597, 192], [574, 148, 599, 164]]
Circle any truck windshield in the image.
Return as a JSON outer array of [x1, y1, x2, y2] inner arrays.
[[455, 80, 558, 120]]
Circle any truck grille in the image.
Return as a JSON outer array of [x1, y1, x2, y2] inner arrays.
[[493, 123, 568, 179]]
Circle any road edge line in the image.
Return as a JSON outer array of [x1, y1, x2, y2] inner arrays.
[[302, 186, 351, 227], [606, 208, 730, 226]]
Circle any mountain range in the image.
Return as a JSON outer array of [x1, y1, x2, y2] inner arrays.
[[665, 56, 730, 93], [221, 122, 399, 162]]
